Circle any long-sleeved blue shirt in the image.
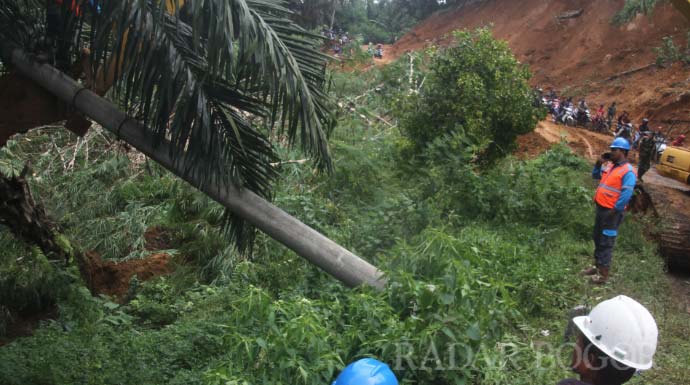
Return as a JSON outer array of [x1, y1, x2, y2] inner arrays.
[[592, 161, 636, 212]]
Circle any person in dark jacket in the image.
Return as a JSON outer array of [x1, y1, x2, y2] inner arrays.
[[637, 131, 655, 182], [607, 102, 617, 128], [557, 295, 657, 385]]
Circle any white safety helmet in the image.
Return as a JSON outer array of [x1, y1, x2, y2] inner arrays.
[[573, 295, 658, 370]]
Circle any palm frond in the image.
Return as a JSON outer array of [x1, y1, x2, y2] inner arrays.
[[0, 0, 336, 250]]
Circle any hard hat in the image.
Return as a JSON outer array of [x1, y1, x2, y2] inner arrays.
[[642, 118, 649, 122], [610, 137, 631, 150], [332, 358, 399, 385], [573, 295, 658, 370]]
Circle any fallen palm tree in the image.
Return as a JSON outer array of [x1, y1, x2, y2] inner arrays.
[[0, 0, 385, 289]]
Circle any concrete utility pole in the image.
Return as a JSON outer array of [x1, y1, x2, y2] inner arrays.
[[0, 44, 387, 290]]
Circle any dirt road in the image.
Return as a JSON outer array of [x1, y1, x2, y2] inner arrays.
[[529, 120, 612, 161]]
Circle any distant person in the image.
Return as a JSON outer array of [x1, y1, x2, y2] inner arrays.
[[374, 44, 383, 59], [607, 102, 617, 128], [581, 138, 636, 284], [637, 130, 655, 182], [616, 111, 630, 129], [671, 134, 686, 147], [367, 42, 374, 56], [616, 123, 632, 142], [557, 295, 658, 385], [639, 118, 649, 132]]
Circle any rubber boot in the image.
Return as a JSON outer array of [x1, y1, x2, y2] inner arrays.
[[580, 265, 598, 276], [590, 266, 610, 284]]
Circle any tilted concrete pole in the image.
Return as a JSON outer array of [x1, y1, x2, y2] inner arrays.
[[1, 45, 386, 290]]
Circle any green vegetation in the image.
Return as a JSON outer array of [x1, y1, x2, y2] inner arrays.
[[397, 29, 541, 165], [612, 0, 665, 25], [654, 33, 690, 67], [1, 29, 689, 385]]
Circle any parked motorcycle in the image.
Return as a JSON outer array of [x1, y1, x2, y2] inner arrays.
[[560, 106, 576, 126], [576, 108, 591, 128], [591, 115, 609, 133]]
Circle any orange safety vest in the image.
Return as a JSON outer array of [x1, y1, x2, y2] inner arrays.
[[594, 162, 636, 209]]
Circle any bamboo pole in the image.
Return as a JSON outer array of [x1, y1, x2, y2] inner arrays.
[[1, 44, 386, 290]]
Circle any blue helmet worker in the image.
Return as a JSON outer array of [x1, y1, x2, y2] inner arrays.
[[581, 137, 636, 284], [332, 358, 399, 385]]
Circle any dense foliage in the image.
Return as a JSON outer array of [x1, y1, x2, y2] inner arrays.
[[397, 29, 541, 165], [1, 28, 688, 385]]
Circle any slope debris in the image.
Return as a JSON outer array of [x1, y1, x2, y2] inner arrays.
[[388, 0, 690, 135]]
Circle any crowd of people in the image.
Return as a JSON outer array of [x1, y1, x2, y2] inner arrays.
[[535, 88, 687, 181], [320, 27, 384, 58], [321, 27, 351, 55]]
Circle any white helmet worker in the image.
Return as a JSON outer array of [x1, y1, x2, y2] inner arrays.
[[573, 295, 658, 370]]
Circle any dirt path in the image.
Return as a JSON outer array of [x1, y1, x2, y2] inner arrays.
[[531, 120, 612, 161]]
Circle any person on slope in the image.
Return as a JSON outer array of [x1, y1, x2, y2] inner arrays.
[[616, 111, 630, 132], [616, 123, 633, 143], [557, 295, 658, 385], [332, 358, 398, 385], [581, 138, 637, 284], [607, 102, 617, 129], [637, 131, 655, 182], [375, 44, 384, 59], [671, 134, 686, 147]]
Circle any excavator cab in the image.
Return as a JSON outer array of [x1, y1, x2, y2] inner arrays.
[[657, 146, 690, 185]]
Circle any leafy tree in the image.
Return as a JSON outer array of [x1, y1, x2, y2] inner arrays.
[[398, 28, 539, 165]]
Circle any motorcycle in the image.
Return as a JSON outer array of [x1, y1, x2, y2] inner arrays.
[[591, 115, 609, 133], [560, 106, 576, 126], [577, 108, 591, 128]]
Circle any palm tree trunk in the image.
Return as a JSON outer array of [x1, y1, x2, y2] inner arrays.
[[0, 43, 386, 290]]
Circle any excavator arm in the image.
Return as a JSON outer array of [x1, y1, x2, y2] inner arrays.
[[670, 0, 690, 22]]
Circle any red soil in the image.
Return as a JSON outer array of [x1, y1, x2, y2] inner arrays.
[[387, 0, 690, 136], [79, 251, 173, 300]]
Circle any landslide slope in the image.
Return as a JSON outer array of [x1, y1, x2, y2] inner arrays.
[[388, 0, 690, 135]]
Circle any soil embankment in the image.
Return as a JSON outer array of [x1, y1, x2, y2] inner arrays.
[[388, 0, 690, 136]]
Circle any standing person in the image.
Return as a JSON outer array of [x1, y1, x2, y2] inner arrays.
[[671, 134, 686, 147], [616, 123, 633, 143], [637, 131, 655, 182], [557, 295, 658, 385], [581, 138, 636, 284], [616, 111, 630, 130], [607, 102, 617, 128], [638, 118, 649, 132]]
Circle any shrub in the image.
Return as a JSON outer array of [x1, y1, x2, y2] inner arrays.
[[397, 28, 540, 165], [612, 0, 662, 25]]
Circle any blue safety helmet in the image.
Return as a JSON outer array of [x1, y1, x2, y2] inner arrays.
[[610, 137, 631, 151], [332, 358, 398, 385]]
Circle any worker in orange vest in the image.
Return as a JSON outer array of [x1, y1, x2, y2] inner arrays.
[[580, 138, 637, 284]]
